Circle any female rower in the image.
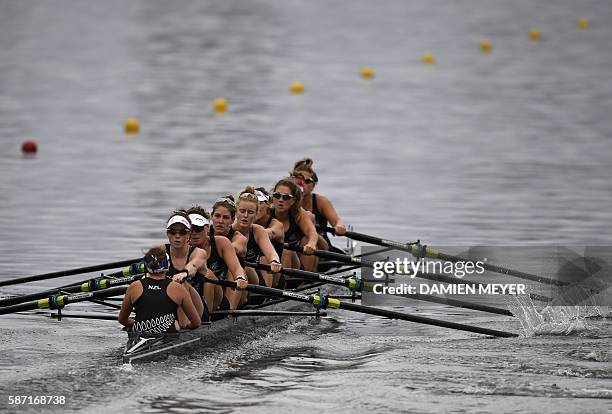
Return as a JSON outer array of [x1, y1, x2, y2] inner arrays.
[[233, 186, 283, 287], [210, 196, 248, 256], [118, 245, 201, 333], [187, 205, 248, 311], [253, 187, 285, 257], [290, 158, 346, 252], [270, 178, 318, 273], [163, 210, 209, 322]]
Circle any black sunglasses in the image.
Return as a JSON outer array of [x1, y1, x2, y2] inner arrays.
[[272, 192, 294, 201], [167, 228, 188, 236], [192, 225, 207, 233]]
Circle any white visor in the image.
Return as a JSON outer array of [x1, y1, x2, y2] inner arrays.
[[166, 215, 191, 230], [255, 190, 269, 202], [189, 213, 209, 227]]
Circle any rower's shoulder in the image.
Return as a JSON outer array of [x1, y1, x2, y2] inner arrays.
[[190, 245, 207, 258], [314, 193, 333, 205], [252, 223, 266, 232]]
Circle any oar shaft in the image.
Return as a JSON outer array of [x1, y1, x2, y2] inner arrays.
[[322, 227, 565, 287], [0, 286, 128, 315], [394, 293, 513, 316], [0, 264, 144, 307], [246, 262, 359, 290], [0, 258, 141, 287], [286, 244, 491, 289], [337, 301, 517, 337], [203, 278, 518, 338]]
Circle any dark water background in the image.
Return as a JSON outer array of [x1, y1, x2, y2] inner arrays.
[[1, 0, 611, 412]]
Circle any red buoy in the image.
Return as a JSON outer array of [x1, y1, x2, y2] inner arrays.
[[21, 140, 38, 154]]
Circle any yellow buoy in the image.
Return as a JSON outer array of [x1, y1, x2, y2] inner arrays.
[[577, 18, 589, 30], [213, 97, 228, 113], [290, 82, 304, 94], [422, 52, 436, 65], [480, 39, 492, 53], [124, 118, 140, 134], [361, 67, 374, 79], [528, 28, 541, 41]]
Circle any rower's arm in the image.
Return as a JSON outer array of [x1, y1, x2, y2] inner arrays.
[[297, 210, 318, 248], [265, 218, 284, 242], [118, 283, 137, 327], [231, 232, 247, 258], [176, 283, 201, 329], [185, 247, 208, 278], [317, 194, 344, 227], [316, 194, 346, 235], [253, 224, 281, 263], [217, 236, 246, 279]]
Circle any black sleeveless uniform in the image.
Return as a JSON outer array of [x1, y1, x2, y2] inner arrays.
[[132, 278, 178, 334], [245, 226, 261, 264], [270, 207, 303, 248], [311, 194, 345, 255], [165, 244, 196, 277], [207, 227, 229, 280]]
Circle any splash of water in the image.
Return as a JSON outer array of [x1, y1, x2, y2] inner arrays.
[[507, 294, 609, 337]]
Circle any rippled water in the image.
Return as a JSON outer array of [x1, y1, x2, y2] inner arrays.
[[1, 0, 611, 412]]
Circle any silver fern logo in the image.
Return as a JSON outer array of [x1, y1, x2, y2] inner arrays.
[[133, 313, 175, 334]]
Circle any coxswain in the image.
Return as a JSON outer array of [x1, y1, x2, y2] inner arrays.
[[270, 178, 318, 274], [290, 158, 346, 252], [187, 205, 248, 311], [233, 186, 283, 287], [118, 245, 201, 333]]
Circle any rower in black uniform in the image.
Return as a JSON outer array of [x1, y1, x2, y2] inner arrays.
[[119, 245, 201, 333]]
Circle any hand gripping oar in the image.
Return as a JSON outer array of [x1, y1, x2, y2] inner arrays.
[[0, 263, 144, 307], [320, 227, 566, 287], [0, 285, 130, 315], [203, 277, 517, 338], [285, 244, 552, 303], [247, 262, 512, 316], [0, 258, 142, 287]]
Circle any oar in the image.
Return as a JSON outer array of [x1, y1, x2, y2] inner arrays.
[[0, 258, 142, 288], [250, 262, 512, 316], [0, 285, 129, 315], [204, 277, 518, 338], [320, 227, 566, 287], [19, 311, 121, 321], [0, 263, 144, 307], [285, 244, 552, 303], [246, 262, 361, 291]]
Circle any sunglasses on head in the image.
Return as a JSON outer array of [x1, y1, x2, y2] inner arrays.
[[272, 192, 294, 201], [167, 228, 188, 236], [214, 197, 236, 207]]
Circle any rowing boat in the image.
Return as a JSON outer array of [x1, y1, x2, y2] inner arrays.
[[122, 247, 355, 364], [122, 289, 327, 363]]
